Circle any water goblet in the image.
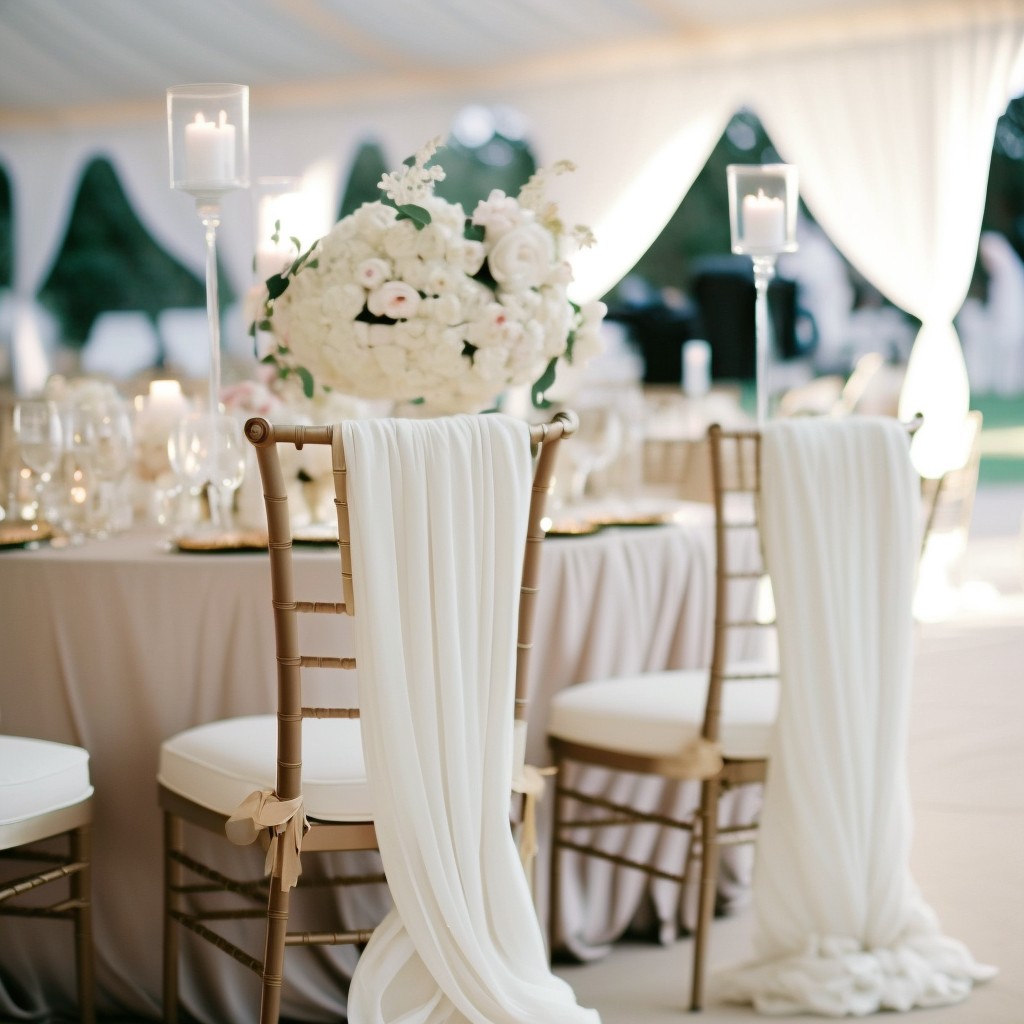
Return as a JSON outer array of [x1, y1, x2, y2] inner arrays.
[[12, 399, 63, 522], [567, 401, 624, 506], [168, 412, 246, 534], [79, 395, 134, 536]]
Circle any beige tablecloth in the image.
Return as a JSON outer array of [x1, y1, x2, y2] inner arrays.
[[0, 508, 748, 1021]]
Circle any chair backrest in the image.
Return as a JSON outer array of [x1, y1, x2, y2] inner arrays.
[[703, 424, 777, 746], [243, 412, 576, 805], [920, 409, 984, 552]]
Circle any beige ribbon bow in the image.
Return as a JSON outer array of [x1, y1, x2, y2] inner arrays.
[[226, 790, 309, 892], [678, 737, 724, 779], [511, 764, 557, 884]]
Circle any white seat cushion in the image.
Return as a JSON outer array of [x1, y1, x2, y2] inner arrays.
[[158, 715, 371, 821], [0, 736, 93, 849], [547, 665, 779, 761]]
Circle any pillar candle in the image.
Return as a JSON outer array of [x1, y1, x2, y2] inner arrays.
[[184, 110, 236, 184], [741, 190, 785, 249]]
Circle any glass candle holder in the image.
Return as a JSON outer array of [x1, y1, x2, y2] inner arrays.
[[726, 164, 798, 256], [167, 83, 250, 424], [726, 164, 799, 425], [167, 83, 250, 200]]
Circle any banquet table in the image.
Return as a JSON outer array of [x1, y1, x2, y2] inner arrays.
[[0, 507, 751, 1021]]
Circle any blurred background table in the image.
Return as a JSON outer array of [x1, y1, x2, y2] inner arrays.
[[0, 506, 753, 1020]]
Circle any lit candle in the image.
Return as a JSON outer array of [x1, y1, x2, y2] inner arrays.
[[183, 110, 236, 185], [682, 339, 711, 398], [741, 190, 785, 250], [149, 379, 186, 408]]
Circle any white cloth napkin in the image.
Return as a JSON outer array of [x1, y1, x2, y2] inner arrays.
[[341, 414, 600, 1024], [719, 416, 995, 1016]]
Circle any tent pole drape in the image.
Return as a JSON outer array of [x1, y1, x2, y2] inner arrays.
[[752, 13, 1024, 473]]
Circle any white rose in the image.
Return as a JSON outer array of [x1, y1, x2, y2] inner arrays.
[[423, 261, 459, 295], [322, 282, 367, 322], [414, 223, 447, 261], [355, 258, 392, 289], [487, 223, 554, 291], [383, 220, 420, 259], [547, 260, 574, 287], [352, 202, 397, 244], [451, 239, 486, 276], [367, 281, 421, 320], [421, 293, 462, 326], [472, 345, 510, 384]]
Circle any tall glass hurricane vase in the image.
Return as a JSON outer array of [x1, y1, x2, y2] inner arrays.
[[167, 83, 250, 417], [726, 164, 799, 425]]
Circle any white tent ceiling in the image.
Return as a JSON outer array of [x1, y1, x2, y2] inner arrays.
[[0, 0, 988, 126], [2, 0, 1024, 445]]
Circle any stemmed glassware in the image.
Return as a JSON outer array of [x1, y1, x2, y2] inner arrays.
[[79, 394, 134, 537], [59, 403, 98, 545], [12, 399, 63, 522], [168, 412, 246, 534], [567, 399, 624, 506]]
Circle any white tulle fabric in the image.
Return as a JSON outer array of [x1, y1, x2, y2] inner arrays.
[[341, 414, 600, 1024], [719, 417, 995, 1016]]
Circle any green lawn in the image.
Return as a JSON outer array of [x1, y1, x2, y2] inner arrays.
[[973, 394, 1024, 485]]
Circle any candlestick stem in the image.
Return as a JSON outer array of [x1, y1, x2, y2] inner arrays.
[[198, 202, 223, 417], [752, 255, 777, 427]]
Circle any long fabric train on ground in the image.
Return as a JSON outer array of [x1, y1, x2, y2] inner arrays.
[[339, 413, 601, 1024], [719, 416, 995, 1015]]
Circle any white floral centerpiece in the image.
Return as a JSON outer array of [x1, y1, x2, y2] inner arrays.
[[251, 138, 607, 413], [221, 372, 380, 527]]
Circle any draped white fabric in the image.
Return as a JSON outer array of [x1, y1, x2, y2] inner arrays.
[[5, 2, 1024, 396], [340, 414, 600, 1024], [751, 12, 1024, 474], [719, 417, 995, 1016]]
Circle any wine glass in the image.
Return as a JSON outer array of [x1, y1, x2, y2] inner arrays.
[[79, 395, 134, 536], [567, 401, 624, 506], [12, 400, 63, 522], [58, 404, 98, 545], [168, 413, 246, 534]]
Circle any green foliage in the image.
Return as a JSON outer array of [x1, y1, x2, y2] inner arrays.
[[432, 133, 536, 210], [37, 157, 233, 347], [337, 140, 390, 219]]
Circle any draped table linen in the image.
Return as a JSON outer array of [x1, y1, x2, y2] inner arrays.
[[719, 416, 995, 1015]]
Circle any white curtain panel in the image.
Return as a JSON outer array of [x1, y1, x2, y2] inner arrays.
[[751, 8, 1024, 468], [506, 64, 742, 303]]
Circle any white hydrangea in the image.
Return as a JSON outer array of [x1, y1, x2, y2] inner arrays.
[[254, 143, 607, 413]]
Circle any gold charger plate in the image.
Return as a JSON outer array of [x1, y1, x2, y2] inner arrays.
[[545, 519, 602, 538], [174, 529, 269, 553], [0, 521, 54, 549], [292, 523, 339, 545]]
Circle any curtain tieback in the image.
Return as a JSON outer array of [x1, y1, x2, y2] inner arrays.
[[226, 790, 309, 892]]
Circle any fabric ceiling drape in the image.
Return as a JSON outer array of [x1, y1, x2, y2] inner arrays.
[[752, 11, 1024, 472]]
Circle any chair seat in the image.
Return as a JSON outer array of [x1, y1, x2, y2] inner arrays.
[[158, 716, 371, 821], [0, 735, 93, 849], [547, 665, 779, 761]]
